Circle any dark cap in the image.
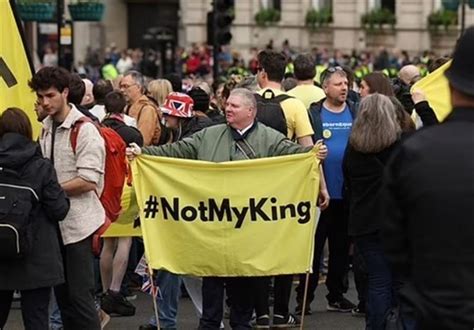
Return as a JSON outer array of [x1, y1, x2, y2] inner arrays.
[[445, 26, 474, 97]]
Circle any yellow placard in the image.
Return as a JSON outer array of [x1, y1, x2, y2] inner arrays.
[[412, 60, 452, 122], [0, 0, 40, 138], [132, 151, 320, 277], [102, 184, 142, 238]]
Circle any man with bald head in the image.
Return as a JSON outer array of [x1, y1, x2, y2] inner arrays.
[[127, 88, 325, 329], [398, 64, 421, 86]]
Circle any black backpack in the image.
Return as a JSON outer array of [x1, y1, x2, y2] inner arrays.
[[0, 167, 38, 259], [102, 116, 144, 147], [254, 90, 291, 136]]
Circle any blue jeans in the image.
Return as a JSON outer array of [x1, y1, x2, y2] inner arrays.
[[49, 290, 62, 330], [149, 270, 182, 329], [355, 234, 393, 330]]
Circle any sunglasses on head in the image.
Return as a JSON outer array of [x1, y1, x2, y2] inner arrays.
[[321, 66, 344, 82], [326, 66, 343, 73]]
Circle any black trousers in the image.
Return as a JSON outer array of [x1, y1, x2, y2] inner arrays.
[[55, 236, 101, 330], [296, 200, 350, 305], [199, 277, 253, 330], [254, 275, 293, 317], [0, 287, 51, 330]]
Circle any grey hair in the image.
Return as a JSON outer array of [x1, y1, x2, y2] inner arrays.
[[236, 76, 259, 92], [229, 88, 257, 112], [322, 70, 347, 88], [124, 70, 145, 88], [349, 93, 401, 153]]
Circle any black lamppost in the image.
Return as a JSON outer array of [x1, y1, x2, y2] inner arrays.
[[57, 0, 64, 67], [461, 0, 466, 36]]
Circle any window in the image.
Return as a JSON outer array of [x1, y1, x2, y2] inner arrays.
[[381, 0, 395, 12]]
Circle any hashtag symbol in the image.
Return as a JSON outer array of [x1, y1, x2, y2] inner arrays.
[[143, 195, 159, 219]]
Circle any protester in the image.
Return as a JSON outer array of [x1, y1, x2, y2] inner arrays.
[[297, 67, 356, 315], [120, 70, 161, 146], [343, 94, 401, 329], [0, 108, 70, 330], [359, 72, 394, 98], [139, 92, 213, 330], [147, 79, 173, 106], [29, 66, 106, 330], [382, 26, 474, 330], [255, 49, 325, 328], [99, 91, 143, 318], [127, 88, 323, 330], [287, 53, 325, 109]]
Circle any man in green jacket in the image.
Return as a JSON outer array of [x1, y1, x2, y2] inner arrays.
[[127, 87, 326, 329]]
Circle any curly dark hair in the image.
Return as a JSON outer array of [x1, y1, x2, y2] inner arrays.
[[257, 50, 287, 83], [28, 66, 70, 93]]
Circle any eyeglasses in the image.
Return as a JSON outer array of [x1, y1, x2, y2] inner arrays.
[[119, 83, 137, 90]]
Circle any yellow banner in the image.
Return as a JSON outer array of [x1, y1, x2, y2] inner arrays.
[[102, 184, 142, 238], [0, 0, 40, 138], [132, 151, 320, 277], [412, 60, 452, 122]]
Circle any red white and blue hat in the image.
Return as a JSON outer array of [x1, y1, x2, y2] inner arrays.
[[161, 92, 194, 118]]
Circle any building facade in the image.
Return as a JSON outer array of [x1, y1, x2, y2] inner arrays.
[[25, 0, 474, 66]]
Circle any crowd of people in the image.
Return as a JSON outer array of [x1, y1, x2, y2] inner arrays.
[[1, 23, 473, 330]]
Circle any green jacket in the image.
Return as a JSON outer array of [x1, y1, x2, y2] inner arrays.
[[143, 122, 311, 161]]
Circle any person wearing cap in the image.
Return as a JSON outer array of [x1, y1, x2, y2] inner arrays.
[[161, 92, 213, 142], [382, 26, 474, 330]]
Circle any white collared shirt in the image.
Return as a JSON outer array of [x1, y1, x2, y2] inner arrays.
[[237, 122, 254, 136]]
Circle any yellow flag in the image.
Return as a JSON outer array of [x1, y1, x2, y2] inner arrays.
[[411, 60, 452, 122], [102, 184, 142, 238], [132, 151, 320, 277], [0, 0, 40, 137]]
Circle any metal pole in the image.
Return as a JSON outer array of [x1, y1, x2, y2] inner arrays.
[[57, 0, 64, 67], [461, 0, 466, 36], [212, 1, 219, 83]]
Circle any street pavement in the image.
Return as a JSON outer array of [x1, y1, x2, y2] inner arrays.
[[5, 274, 364, 330]]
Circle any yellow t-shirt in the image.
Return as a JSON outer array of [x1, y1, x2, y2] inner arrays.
[[257, 88, 314, 139], [287, 84, 326, 110]]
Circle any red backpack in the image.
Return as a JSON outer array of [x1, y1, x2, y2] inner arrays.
[[70, 117, 128, 254]]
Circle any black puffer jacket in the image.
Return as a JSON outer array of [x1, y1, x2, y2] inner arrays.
[[0, 133, 70, 290]]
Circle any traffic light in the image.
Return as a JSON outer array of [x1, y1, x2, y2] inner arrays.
[[214, 0, 234, 45]]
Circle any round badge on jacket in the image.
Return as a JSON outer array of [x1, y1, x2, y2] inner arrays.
[[323, 129, 332, 139]]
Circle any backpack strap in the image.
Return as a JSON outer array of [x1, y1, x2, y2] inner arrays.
[[70, 116, 96, 154], [272, 94, 293, 103], [235, 139, 257, 159]]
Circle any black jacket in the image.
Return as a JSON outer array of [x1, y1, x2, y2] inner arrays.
[[0, 133, 70, 290], [381, 108, 474, 329], [343, 143, 397, 236], [308, 98, 358, 142], [173, 115, 214, 142]]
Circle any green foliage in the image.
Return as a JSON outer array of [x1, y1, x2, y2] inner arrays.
[[361, 8, 396, 31], [305, 7, 333, 30], [255, 8, 281, 27], [428, 9, 458, 31]]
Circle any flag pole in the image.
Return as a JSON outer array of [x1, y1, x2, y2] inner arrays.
[[299, 271, 311, 330], [148, 268, 161, 330]]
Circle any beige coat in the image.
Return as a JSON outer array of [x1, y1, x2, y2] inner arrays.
[[40, 105, 105, 245]]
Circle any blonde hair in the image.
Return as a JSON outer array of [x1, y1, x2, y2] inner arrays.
[[147, 79, 172, 106], [350, 93, 401, 153]]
